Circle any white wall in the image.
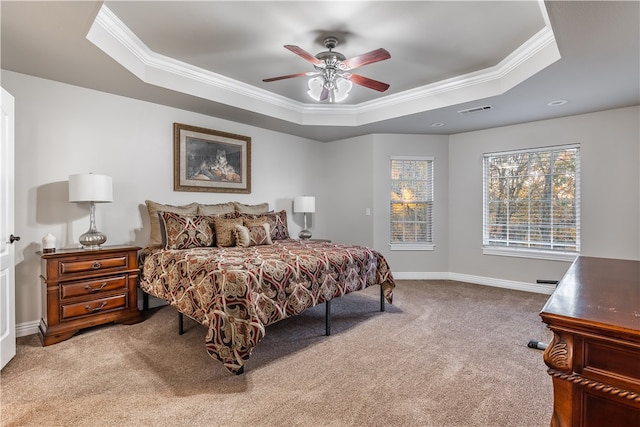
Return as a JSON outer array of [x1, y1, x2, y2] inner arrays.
[[448, 106, 640, 285], [322, 133, 450, 276], [322, 135, 375, 246], [371, 134, 450, 274], [2, 70, 325, 326], [3, 69, 639, 332]]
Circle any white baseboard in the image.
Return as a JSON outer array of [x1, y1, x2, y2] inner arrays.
[[448, 272, 556, 294], [392, 271, 556, 295], [16, 320, 40, 338], [392, 271, 450, 280], [15, 272, 555, 337]]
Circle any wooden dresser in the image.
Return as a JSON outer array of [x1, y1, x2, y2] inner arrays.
[[39, 245, 143, 345], [540, 256, 640, 427]]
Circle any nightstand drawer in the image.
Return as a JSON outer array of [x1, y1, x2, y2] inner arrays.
[[59, 255, 128, 276], [61, 294, 127, 320], [60, 276, 128, 300]]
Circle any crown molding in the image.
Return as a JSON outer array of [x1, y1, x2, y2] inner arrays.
[[87, 3, 559, 127]]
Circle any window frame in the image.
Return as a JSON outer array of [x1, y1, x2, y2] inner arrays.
[[390, 155, 435, 251], [482, 144, 580, 262]]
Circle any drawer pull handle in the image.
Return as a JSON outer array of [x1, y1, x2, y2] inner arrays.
[[91, 261, 102, 270], [85, 302, 107, 313], [84, 283, 107, 293]]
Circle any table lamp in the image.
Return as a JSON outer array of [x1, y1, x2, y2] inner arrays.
[[293, 195, 315, 240], [69, 173, 113, 248]]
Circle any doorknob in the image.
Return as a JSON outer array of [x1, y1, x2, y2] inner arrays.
[[9, 234, 20, 244]]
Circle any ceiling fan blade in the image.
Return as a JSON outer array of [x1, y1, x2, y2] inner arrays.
[[341, 48, 390, 70], [349, 74, 390, 92], [284, 45, 323, 66], [263, 71, 318, 82]]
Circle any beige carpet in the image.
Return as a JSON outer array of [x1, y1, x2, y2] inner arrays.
[[1, 280, 553, 427]]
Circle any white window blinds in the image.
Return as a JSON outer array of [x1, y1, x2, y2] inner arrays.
[[483, 145, 580, 255], [390, 156, 434, 248]]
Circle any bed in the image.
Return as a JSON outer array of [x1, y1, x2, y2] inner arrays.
[[138, 200, 395, 374]]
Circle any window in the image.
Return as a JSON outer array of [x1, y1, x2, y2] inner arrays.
[[390, 156, 434, 250], [483, 145, 580, 261]]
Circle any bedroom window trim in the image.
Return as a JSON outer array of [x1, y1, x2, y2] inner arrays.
[[390, 155, 434, 251], [482, 144, 580, 262]]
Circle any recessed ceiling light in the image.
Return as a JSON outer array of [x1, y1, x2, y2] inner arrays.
[[547, 99, 568, 107], [431, 122, 445, 128]]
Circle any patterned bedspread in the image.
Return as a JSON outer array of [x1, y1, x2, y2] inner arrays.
[[139, 240, 395, 373]]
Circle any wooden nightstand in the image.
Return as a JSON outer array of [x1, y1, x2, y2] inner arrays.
[[39, 245, 143, 346]]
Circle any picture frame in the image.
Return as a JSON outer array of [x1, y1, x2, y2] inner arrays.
[[174, 123, 251, 193]]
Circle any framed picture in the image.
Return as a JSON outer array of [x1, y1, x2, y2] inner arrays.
[[174, 123, 251, 193]]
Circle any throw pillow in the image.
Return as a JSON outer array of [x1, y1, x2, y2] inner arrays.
[[212, 216, 244, 247], [242, 209, 290, 240], [234, 223, 272, 247], [197, 202, 235, 216], [159, 212, 214, 249], [146, 200, 198, 248], [233, 201, 269, 214]]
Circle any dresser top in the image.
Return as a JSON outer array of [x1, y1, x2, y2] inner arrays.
[[541, 256, 640, 336]]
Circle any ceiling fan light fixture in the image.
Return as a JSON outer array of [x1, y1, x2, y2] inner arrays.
[[307, 76, 352, 103], [266, 36, 389, 103]]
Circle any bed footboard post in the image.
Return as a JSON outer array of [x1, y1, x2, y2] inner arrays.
[[178, 312, 184, 335], [325, 300, 331, 336], [380, 286, 385, 312]]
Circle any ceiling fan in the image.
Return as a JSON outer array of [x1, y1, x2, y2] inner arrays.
[[263, 36, 391, 102]]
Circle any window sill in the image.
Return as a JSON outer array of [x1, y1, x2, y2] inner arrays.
[[483, 246, 578, 262], [390, 243, 435, 251]]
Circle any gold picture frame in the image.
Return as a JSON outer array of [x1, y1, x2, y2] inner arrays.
[[173, 123, 251, 193]]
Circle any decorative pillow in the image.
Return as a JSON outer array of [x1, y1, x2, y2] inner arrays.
[[234, 223, 272, 247], [211, 211, 241, 245], [233, 201, 269, 214], [145, 200, 198, 248], [159, 212, 214, 249], [241, 210, 290, 241], [197, 202, 235, 216], [212, 216, 244, 247]]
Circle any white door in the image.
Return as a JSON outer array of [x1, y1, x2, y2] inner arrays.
[[1, 87, 16, 369]]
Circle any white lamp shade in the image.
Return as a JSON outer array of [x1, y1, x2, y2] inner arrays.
[[293, 196, 315, 213], [69, 174, 113, 203]]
